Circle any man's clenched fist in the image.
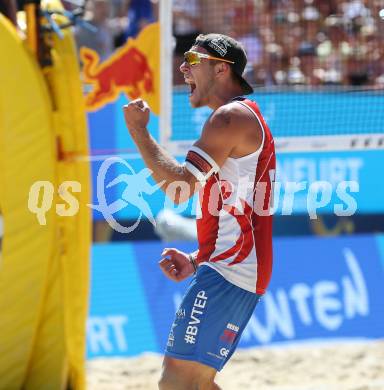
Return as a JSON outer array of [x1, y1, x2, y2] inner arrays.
[[123, 99, 150, 136], [159, 248, 195, 282]]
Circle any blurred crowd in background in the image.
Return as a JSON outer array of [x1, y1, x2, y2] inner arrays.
[[71, 0, 158, 60], [70, 0, 384, 88]]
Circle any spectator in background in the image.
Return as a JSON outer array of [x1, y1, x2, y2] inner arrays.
[[346, 25, 373, 85], [199, 0, 233, 35], [173, 0, 201, 54], [342, 0, 373, 85], [72, 0, 384, 87], [298, 41, 321, 85], [0, 0, 17, 26], [266, 3, 302, 85], [229, 0, 265, 85], [286, 56, 307, 85], [369, 32, 384, 86], [170, 0, 383, 87], [173, 0, 201, 84], [301, 1, 321, 50], [297, 2, 322, 85], [316, 0, 339, 18], [110, 0, 128, 18], [316, 15, 352, 84], [124, 0, 155, 39], [75, 0, 115, 60]]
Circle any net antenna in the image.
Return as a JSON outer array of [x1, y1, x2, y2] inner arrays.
[[158, 0, 196, 157], [159, 0, 173, 152]]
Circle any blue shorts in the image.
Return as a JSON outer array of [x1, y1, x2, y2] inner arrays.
[[164, 265, 262, 371]]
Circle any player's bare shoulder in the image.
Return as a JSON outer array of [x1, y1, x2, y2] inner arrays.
[[204, 101, 250, 135], [210, 101, 263, 157], [201, 103, 240, 146], [206, 104, 233, 130], [198, 100, 262, 160]]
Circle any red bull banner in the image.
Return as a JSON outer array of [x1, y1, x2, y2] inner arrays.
[[81, 23, 160, 115]]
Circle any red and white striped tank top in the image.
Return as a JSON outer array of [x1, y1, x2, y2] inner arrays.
[[186, 98, 276, 294]]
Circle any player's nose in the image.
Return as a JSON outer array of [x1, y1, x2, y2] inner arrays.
[[180, 60, 190, 74]]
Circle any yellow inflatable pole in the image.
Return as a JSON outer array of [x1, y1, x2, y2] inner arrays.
[[0, 1, 91, 388], [24, 0, 39, 56]]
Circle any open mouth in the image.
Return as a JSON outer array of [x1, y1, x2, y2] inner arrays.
[[186, 80, 196, 96]]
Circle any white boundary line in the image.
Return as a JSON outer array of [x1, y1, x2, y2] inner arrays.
[[274, 134, 384, 153], [76, 134, 383, 162], [74, 153, 143, 162], [165, 134, 384, 156]]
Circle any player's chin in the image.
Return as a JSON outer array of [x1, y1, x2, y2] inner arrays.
[[189, 96, 202, 108]]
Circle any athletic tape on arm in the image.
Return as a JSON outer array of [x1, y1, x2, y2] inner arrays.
[[185, 146, 220, 184]]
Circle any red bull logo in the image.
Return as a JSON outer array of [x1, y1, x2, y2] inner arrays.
[[80, 23, 160, 114]]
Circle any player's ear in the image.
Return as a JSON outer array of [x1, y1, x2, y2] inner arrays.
[[215, 62, 229, 77]]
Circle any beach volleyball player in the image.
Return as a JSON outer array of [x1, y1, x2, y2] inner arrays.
[[123, 34, 275, 390]]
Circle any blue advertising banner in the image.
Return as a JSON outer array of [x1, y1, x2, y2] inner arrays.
[[87, 92, 384, 219], [275, 150, 383, 214], [86, 235, 384, 358], [87, 149, 384, 221], [87, 94, 160, 221], [132, 241, 196, 350], [172, 90, 384, 139], [377, 235, 384, 270], [87, 244, 157, 358], [240, 235, 384, 346]]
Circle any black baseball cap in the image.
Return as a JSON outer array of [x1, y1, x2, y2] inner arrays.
[[193, 33, 254, 95]]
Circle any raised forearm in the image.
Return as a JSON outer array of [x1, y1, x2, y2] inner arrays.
[[131, 129, 182, 182], [123, 100, 197, 202], [130, 129, 195, 204]]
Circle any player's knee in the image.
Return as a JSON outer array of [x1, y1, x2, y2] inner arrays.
[[159, 367, 216, 390], [158, 368, 183, 389], [158, 363, 197, 390], [158, 363, 181, 390], [157, 374, 169, 390]]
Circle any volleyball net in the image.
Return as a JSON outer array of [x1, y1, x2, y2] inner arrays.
[[160, 0, 384, 154]]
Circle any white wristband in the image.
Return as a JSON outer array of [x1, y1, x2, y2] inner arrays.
[[188, 253, 198, 274]]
